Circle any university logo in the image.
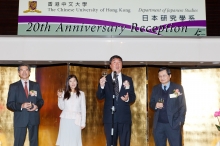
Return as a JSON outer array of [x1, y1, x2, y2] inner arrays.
[[23, 1, 41, 13]]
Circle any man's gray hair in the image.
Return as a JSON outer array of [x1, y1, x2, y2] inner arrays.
[[18, 64, 31, 71]]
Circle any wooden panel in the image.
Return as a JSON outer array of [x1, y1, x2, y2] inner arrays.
[[36, 65, 68, 146], [69, 66, 105, 146], [123, 67, 147, 146]]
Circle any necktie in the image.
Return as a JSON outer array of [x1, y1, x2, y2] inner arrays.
[[114, 75, 119, 100], [164, 86, 166, 91], [24, 82, 28, 98]]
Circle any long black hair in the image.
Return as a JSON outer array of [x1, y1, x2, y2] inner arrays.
[[64, 74, 80, 100]]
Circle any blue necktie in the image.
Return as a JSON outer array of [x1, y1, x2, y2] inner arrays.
[[164, 86, 166, 91]]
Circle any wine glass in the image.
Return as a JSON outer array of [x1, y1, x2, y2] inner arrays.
[[101, 71, 108, 82], [102, 71, 107, 77], [158, 98, 164, 108], [158, 98, 164, 103]]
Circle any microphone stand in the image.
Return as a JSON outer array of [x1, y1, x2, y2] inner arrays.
[[110, 78, 116, 146]]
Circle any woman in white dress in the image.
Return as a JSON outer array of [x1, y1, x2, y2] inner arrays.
[[56, 74, 86, 146]]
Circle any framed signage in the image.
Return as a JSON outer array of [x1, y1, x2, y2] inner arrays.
[[18, 0, 206, 36]]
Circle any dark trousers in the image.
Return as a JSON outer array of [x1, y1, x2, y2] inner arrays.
[[153, 122, 182, 146], [104, 123, 131, 146], [14, 125, 39, 146]]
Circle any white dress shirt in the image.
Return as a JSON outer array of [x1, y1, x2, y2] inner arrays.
[[101, 72, 129, 102], [111, 72, 122, 91], [21, 79, 29, 93], [112, 72, 129, 102]]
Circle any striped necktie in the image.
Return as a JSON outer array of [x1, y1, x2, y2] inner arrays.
[[114, 75, 119, 100]]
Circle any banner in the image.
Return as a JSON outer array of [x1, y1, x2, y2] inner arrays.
[[18, 0, 206, 36]]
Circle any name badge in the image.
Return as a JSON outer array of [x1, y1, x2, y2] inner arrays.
[[169, 94, 177, 98]]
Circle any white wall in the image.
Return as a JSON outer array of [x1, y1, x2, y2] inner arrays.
[[0, 36, 219, 62]]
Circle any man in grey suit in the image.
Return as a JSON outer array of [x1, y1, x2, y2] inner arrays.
[[6, 64, 44, 146], [149, 67, 186, 146]]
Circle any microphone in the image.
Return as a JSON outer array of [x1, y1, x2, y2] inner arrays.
[[113, 71, 117, 83]]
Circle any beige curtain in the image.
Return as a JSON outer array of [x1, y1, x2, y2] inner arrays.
[[182, 68, 220, 146]]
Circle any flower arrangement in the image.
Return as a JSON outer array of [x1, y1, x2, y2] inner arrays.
[[214, 110, 220, 131], [29, 90, 37, 96], [123, 80, 130, 89], [173, 89, 182, 97]]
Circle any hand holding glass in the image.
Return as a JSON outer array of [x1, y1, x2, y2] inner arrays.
[[102, 71, 107, 77], [101, 71, 107, 82], [57, 88, 64, 98], [158, 98, 164, 109]]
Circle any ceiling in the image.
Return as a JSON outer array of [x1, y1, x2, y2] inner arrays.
[[1, 60, 220, 68]]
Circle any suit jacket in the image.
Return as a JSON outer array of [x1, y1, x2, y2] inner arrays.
[[6, 80, 44, 127], [149, 82, 186, 129], [96, 73, 136, 124]]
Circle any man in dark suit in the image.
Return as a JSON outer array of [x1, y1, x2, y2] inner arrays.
[[97, 55, 136, 146], [6, 64, 44, 146], [149, 67, 186, 146]]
